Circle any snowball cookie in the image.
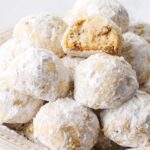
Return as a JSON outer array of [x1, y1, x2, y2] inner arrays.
[[9, 47, 70, 101], [65, 0, 129, 32], [122, 32, 150, 85], [62, 16, 122, 57], [0, 86, 43, 124], [13, 13, 67, 57], [101, 90, 150, 148], [129, 22, 150, 43], [61, 56, 84, 81], [74, 53, 138, 109], [33, 98, 100, 150]]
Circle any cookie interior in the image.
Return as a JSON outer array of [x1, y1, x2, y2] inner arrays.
[[64, 17, 122, 55]]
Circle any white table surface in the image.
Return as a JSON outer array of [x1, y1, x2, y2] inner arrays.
[[0, 0, 150, 31]]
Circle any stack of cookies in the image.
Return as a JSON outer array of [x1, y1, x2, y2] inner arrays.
[[0, 0, 150, 150]]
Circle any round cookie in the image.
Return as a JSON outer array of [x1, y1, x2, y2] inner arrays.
[[129, 22, 150, 43], [74, 53, 138, 109], [13, 13, 67, 57], [61, 56, 84, 81], [62, 16, 122, 57], [33, 98, 100, 150], [122, 32, 150, 85], [64, 0, 129, 32], [8, 47, 70, 101], [101, 90, 150, 148], [0, 86, 43, 124]]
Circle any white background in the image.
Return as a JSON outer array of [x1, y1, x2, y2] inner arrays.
[[0, 0, 150, 30]]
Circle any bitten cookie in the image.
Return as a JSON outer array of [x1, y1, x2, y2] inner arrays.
[[33, 98, 100, 150], [0, 86, 43, 124], [64, 0, 129, 32], [13, 13, 67, 57], [101, 90, 150, 148], [61, 56, 84, 81], [74, 53, 138, 109], [129, 22, 150, 43], [122, 32, 150, 85], [8, 47, 70, 101], [62, 16, 122, 57]]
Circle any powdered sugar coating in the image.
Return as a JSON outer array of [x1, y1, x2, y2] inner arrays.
[[74, 53, 139, 109], [129, 22, 150, 43], [61, 56, 84, 81], [0, 86, 43, 124], [34, 98, 100, 150], [0, 39, 17, 72], [122, 32, 150, 85], [13, 13, 67, 57], [101, 90, 150, 148], [0, 39, 32, 85], [8, 47, 70, 101], [64, 0, 129, 32], [0, 39, 29, 71], [0, 39, 17, 58]]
